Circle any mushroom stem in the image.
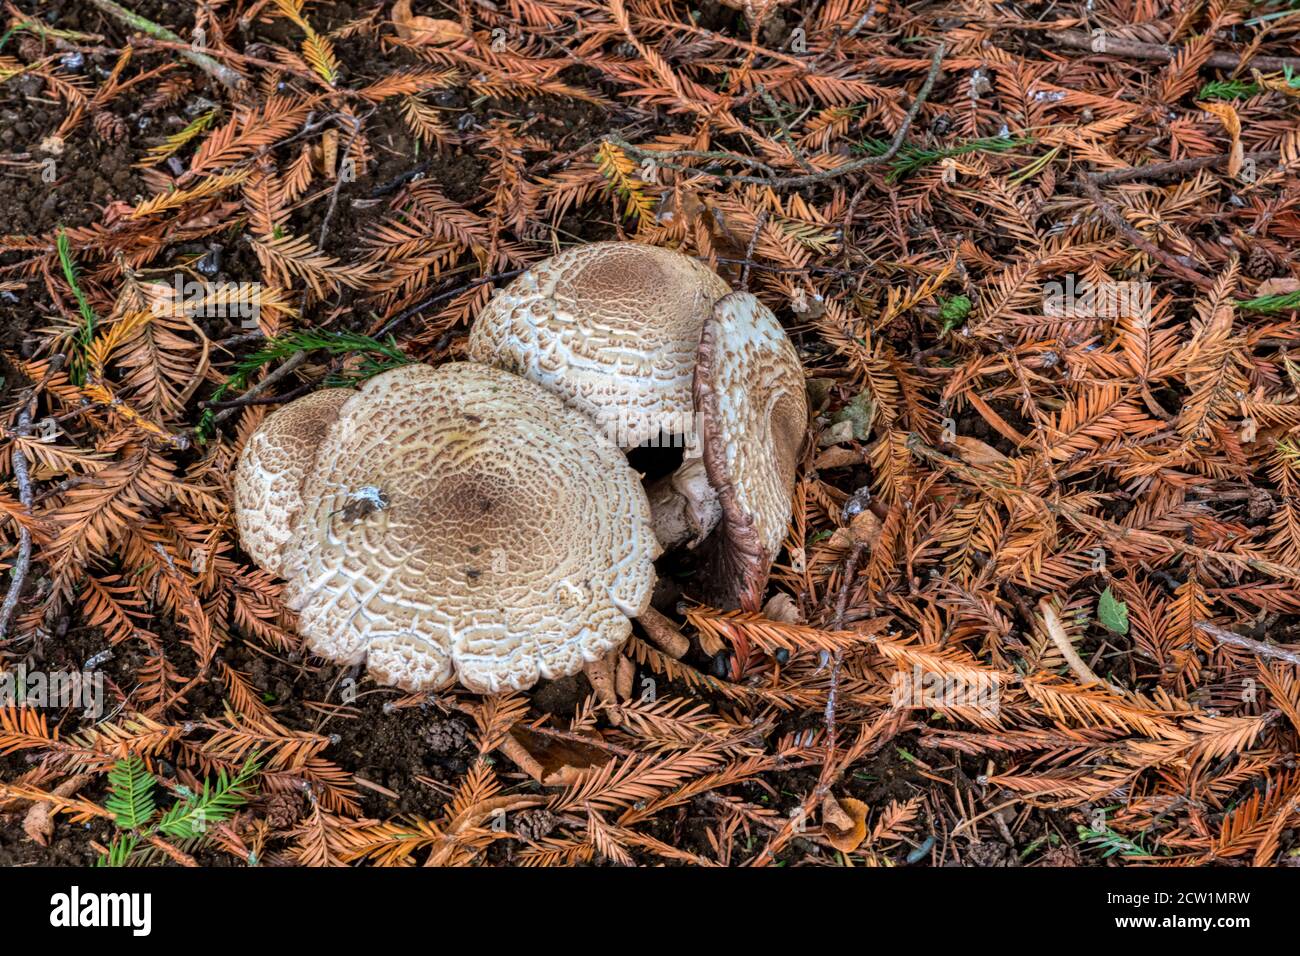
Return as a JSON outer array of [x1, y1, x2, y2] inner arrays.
[[616, 655, 635, 700], [646, 457, 722, 551], [583, 651, 626, 718], [636, 605, 691, 659]]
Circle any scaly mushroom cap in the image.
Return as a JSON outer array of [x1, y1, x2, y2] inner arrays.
[[695, 292, 808, 611], [467, 242, 731, 448], [276, 362, 658, 693], [234, 387, 354, 577]]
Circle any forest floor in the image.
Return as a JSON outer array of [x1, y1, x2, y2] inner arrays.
[[2, 0, 1300, 867]]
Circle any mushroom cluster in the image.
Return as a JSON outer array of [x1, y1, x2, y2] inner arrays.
[[468, 243, 808, 609], [235, 242, 807, 694]]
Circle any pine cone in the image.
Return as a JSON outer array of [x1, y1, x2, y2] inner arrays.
[[421, 718, 469, 755], [1246, 245, 1275, 280], [263, 792, 303, 829], [514, 809, 558, 843]]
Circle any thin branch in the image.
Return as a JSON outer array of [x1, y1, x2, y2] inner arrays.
[[1040, 599, 1124, 694], [1197, 622, 1300, 668], [208, 350, 309, 426], [739, 209, 769, 292], [1052, 27, 1300, 73], [1089, 150, 1282, 186], [0, 411, 34, 640], [372, 269, 527, 340], [822, 542, 867, 781], [87, 0, 246, 90], [1076, 174, 1214, 290]]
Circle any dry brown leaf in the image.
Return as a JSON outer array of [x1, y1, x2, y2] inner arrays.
[[822, 795, 869, 853], [1199, 100, 1243, 178]]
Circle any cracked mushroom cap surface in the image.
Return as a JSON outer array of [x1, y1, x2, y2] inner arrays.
[[271, 361, 658, 693], [467, 242, 731, 448], [234, 387, 354, 577], [695, 292, 808, 611]]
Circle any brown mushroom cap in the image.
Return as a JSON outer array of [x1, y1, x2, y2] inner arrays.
[[273, 362, 657, 693], [695, 292, 808, 610], [233, 387, 354, 577], [467, 242, 731, 448]]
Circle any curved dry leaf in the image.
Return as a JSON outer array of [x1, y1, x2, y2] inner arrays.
[[822, 794, 869, 853]]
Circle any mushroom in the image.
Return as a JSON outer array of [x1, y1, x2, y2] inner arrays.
[[469, 242, 807, 608], [694, 292, 808, 611], [233, 386, 353, 577], [235, 362, 660, 694], [466, 241, 730, 450]]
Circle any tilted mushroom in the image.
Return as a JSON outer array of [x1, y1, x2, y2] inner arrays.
[[469, 242, 808, 608], [694, 292, 808, 611], [234, 361, 665, 694]]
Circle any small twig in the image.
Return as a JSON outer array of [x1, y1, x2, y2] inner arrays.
[[1052, 27, 1300, 74], [1039, 599, 1124, 693], [846, 0, 883, 38], [757, 84, 814, 172], [201, 378, 319, 410], [739, 210, 769, 292], [369, 162, 432, 198], [209, 350, 309, 426], [0, 411, 34, 640], [1196, 621, 1300, 667], [822, 542, 867, 775], [372, 269, 527, 339], [87, 0, 246, 90], [214, 330, 269, 351], [1076, 174, 1214, 290], [316, 113, 367, 251], [127, 37, 324, 88], [1089, 150, 1282, 186]]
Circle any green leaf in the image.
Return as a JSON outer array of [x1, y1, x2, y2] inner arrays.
[[855, 134, 1033, 182], [1196, 79, 1259, 101], [197, 330, 410, 441], [55, 228, 97, 384], [1237, 289, 1300, 314], [1097, 587, 1129, 635], [104, 755, 157, 830]]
